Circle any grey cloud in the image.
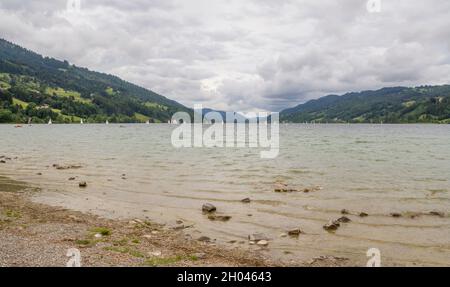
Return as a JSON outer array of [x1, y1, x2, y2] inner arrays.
[[0, 0, 449, 112]]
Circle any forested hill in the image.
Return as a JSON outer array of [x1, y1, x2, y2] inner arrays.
[[280, 86, 450, 124], [0, 38, 190, 123]]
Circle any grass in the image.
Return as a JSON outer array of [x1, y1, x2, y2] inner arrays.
[[143, 255, 198, 267], [12, 98, 29, 108], [104, 246, 145, 258], [4, 209, 21, 219], [90, 227, 112, 236], [105, 87, 116, 96], [134, 113, 149, 122], [46, 87, 91, 104], [144, 102, 168, 111]]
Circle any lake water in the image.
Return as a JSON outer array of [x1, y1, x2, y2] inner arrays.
[[1, 124, 449, 266]]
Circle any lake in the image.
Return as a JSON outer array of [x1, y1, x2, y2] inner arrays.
[[1, 124, 449, 266]]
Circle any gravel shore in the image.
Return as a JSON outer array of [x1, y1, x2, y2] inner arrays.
[[0, 176, 353, 267]]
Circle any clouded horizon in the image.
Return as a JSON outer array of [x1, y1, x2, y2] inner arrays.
[[1, 0, 449, 112]]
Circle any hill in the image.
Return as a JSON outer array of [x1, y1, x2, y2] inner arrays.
[[280, 86, 450, 124], [0, 38, 190, 123]]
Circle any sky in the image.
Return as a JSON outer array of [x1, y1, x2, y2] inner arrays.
[[0, 0, 449, 112]]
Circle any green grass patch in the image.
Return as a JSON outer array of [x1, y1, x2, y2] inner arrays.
[[104, 246, 144, 258], [90, 227, 112, 236], [4, 209, 21, 219], [144, 102, 168, 111], [12, 98, 29, 108], [134, 113, 149, 122], [143, 255, 198, 267], [46, 87, 91, 104]]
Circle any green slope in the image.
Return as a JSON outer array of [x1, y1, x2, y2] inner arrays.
[[281, 86, 450, 124], [0, 38, 191, 123]]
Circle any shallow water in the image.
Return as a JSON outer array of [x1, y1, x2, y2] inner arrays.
[[1, 124, 449, 266]]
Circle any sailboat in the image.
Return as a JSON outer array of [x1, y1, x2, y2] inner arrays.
[[106, 120, 109, 125], [48, 119, 52, 125], [145, 120, 150, 125], [80, 118, 84, 124]]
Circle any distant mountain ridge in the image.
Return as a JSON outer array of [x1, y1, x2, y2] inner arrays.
[[0, 38, 190, 123], [281, 86, 450, 123]]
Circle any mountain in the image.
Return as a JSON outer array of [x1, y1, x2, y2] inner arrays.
[[0, 38, 191, 123], [281, 86, 450, 124]]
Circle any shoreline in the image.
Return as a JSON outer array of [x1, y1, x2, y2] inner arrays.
[[0, 176, 354, 267]]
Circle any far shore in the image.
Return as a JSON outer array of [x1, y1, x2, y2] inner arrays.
[[0, 175, 354, 267]]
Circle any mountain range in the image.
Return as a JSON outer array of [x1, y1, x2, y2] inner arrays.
[[280, 86, 450, 124], [1, 38, 449, 124]]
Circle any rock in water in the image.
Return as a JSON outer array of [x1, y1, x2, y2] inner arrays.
[[359, 212, 369, 217], [390, 213, 402, 218], [323, 220, 340, 231], [202, 203, 216, 213], [78, 182, 87, 188], [257, 240, 269, 247], [207, 215, 231, 222], [197, 236, 211, 242], [341, 209, 350, 215], [241, 198, 251, 203], [336, 216, 351, 223], [429, 211, 445, 217], [248, 233, 269, 242], [287, 229, 303, 237]]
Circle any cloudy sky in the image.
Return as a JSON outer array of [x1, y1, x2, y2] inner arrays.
[[0, 0, 449, 111]]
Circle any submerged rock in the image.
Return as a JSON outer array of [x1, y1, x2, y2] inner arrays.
[[274, 188, 298, 193], [207, 215, 231, 222], [197, 236, 211, 242], [359, 212, 369, 217], [257, 240, 269, 247], [54, 164, 82, 170], [202, 203, 216, 213], [248, 233, 269, 243], [336, 216, 351, 223], [323, 220, 340, 231], [287, 228, 303, 237], [429, 211, 445, 217]]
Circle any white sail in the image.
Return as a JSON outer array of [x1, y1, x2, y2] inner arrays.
[[146, 120, 150, 124], [106, 120, 109, 125], [48, 119, 52, 125], [80, 119, 84, 124]]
